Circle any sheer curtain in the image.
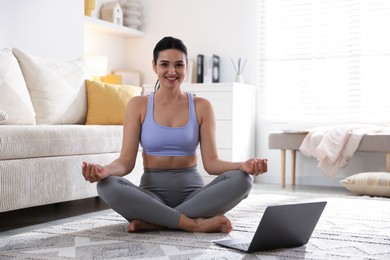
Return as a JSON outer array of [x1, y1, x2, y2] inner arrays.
[[259, 0, 390, 123]]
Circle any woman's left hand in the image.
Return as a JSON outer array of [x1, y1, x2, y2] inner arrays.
[[240, 158, 268, 176]]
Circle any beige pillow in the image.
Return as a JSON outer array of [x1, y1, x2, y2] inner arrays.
[[12, 48, 87, 124], [340, 172, 390, 197], [0, 48, 36, 124], [85, 80, 142, 125]]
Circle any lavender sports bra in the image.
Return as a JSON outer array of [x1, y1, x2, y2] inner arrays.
[[140, 92, 199, 156]]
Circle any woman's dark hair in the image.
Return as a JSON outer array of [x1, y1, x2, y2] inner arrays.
[[153, 36, 188, 91], [153, 36, 188, 64]]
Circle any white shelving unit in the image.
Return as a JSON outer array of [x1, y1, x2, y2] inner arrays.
[[84, 16, 145, 38]]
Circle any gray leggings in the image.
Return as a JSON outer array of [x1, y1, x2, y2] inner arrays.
[[97, 166, 253, 229]]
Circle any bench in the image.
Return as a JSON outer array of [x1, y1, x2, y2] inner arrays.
[[268, 132, 390, 187]]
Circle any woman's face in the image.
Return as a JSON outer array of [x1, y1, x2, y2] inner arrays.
[[153, 49, 187, 88]]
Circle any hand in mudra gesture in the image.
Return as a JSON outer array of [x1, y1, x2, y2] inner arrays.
[[82, 162, 110, 183], [240, 158, 268, 176]]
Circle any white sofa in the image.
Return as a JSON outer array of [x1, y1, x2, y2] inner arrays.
[[0, 48, 142, 213]]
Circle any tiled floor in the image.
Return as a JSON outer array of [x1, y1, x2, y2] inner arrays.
[[0, 183, 353, 238]]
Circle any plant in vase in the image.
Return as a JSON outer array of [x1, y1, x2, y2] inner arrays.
[[231, 57, 247, 83]]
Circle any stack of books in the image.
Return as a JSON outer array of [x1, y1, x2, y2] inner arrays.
[[197, 54, 220, 83]]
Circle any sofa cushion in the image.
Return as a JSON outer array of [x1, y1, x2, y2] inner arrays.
[[0, 48, 36, 125], [85, 80, 142, 125], [0, 110, 8, 122], [12, 48, 87, 125], [0, 125, 123, 160]]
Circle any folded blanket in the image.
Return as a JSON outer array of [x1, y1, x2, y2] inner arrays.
[[299, 124, 384, 178]]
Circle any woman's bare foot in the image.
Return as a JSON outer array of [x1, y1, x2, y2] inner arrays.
[[127, 215, 232, 234], [180, 215, 233, 233], [127, 220, 165, 233]]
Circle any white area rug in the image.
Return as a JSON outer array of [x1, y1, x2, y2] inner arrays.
[[0, 190, 389, 259]]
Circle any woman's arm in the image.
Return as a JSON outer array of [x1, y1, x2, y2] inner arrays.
[[111, 95, 145, 174], [82, 95, 146, 182], [197, 97, 267, 176]]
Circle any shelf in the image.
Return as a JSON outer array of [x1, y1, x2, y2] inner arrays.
[[84, 16, 145, 38]]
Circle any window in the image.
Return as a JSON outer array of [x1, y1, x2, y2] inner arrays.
[[259, 0, 390, 123]]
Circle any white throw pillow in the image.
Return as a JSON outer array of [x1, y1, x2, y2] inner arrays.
[[0, 48, 36, 125], [0, 110, 8, 122], [12, 48, 87, 124], [340, 172, 390, 197]]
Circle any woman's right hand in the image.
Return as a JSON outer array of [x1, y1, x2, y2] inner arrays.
[[82, 161, 110, 183]]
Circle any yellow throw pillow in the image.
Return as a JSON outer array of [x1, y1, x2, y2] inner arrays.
[[86, 80, 142, 125]]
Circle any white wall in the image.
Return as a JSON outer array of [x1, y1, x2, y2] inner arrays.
[[0, 0, 83, 60], [83, 0, 261, 85], [124, 0, 261, 86]]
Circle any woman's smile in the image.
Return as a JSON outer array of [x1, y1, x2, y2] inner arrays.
[[154, 49, 187, 87], [165, 75, 179, 81]]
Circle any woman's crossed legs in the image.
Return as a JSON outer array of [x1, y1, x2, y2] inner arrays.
[[97, 169, 253, 233]]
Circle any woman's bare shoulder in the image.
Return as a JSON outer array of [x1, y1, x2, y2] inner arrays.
[[193, 95, 212, 108], [194, 96, 213, 115], [131, 94, 148, 102], [125, 95, 149, 116], [124, 95, 149, 123], [127, 94, 148, 107]]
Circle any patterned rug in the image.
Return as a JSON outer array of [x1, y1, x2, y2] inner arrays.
[[0, 190, 389, 260]]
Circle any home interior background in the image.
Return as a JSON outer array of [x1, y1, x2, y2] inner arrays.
[[0, 0, 390, 217]]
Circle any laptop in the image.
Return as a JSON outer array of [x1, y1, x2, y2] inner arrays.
[[214, 201, 327, 253]]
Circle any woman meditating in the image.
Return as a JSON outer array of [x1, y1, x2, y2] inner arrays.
[[82, 36, 268, 233]]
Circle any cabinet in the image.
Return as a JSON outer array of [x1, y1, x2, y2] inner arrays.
[[143, 83, 257, 182]]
